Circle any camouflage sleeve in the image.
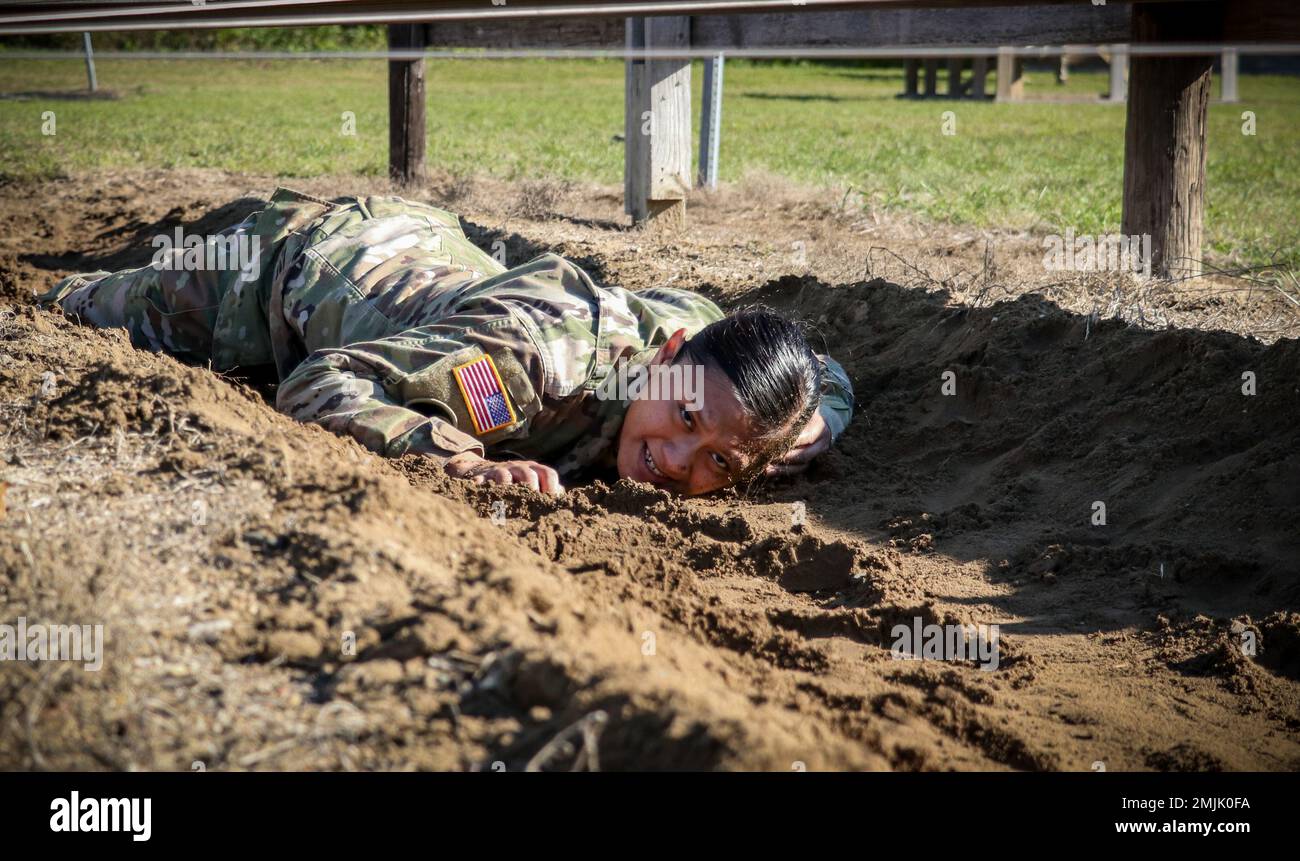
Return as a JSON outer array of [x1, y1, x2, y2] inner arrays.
[[817, 354, 854, 441], [630, 286, 726, 339], [275, 311, 547, 462]]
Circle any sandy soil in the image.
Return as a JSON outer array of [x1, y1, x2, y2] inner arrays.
[[1, 168, 1297, 771]]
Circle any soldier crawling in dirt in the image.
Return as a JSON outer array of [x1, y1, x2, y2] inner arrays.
[[39, 188, 854, 496]]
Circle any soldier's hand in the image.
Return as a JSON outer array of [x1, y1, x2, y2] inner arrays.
[[444, 452, 565, 496], [765, 410, 831, 477]]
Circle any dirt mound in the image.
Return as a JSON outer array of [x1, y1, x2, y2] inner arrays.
[[2, 170, 1299, 771], [743, 272, 1300, 567]]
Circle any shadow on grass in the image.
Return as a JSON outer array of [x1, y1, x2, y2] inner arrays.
[[0, 89, 121, 101], [739, 91, 876, 103], [830, 70, 907, 83]]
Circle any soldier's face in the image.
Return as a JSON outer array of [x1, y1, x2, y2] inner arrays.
[[616, 330, 753, 496]]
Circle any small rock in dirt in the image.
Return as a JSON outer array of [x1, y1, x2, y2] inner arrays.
[[37, 370, 56, 399], [187, 619, 233, 643]]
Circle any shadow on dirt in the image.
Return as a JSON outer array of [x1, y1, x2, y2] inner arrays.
[[21, 195, 269, 274], [737, 273, 1300, 641], [460, 217, 617, 283]]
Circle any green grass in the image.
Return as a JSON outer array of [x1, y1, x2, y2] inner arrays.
[[1, 56, 1296, 264]]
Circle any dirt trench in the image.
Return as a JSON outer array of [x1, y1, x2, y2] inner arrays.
[[0, 169, 1297, 771]]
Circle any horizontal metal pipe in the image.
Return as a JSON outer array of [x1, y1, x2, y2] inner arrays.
[[2, 44, 1291, 60], [0, 0, 1157, 34], [0, 1, 351, 27], [0, 0, 1013, 29]]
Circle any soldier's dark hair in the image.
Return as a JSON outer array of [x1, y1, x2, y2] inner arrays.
[[676, 306, 822, 479]]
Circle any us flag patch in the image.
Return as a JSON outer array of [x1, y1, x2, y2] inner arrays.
[[452, 353, 517, 436]]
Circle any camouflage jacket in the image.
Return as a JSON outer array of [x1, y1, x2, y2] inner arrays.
[[214, 188, 855, 476]]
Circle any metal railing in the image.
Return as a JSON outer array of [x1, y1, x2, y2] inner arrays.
[[0, 0, 1073, 35]]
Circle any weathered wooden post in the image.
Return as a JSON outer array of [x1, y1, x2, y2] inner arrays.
[[1121, 2, 1219, 279], [698, 53, 724, 191], [995, 48, 1024, 102], [903, 59, 919, 97], [625, 16, 691, 227], [82, 32, 97, 93], [970, 56, 989, 99], [1220, 48, 1239, 102], [922, 58, 938, 97], [946, 57, 963, 97], [387, 23, 427, 187]]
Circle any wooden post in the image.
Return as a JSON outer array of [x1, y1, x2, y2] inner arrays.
[[903, 59, 919, 98], [995, 48, 1024, 102], [82, 32, 97, 93], [1220, 48, 1239, 102], [625, 16, 692, 227], [1107, 45, 1128, 102], [922, 59, 938, 97], [387, 24, 427, 187], [946, 57, 963, 97], [1121, 3, 1219, 279], [970, 56, 989, 99], [698, 53, 724, 190]]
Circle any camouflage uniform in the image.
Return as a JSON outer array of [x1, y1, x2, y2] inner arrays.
[[40, 187, 854, 477]]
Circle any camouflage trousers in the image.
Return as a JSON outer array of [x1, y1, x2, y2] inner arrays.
[[37, 214, 260, 365], [37, 189, 496, 377]]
